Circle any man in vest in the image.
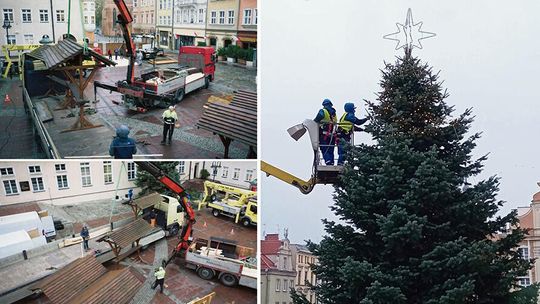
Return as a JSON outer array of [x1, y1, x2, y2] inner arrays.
[[161, 106, 179, 145], [337, 102, 368, 165], [314, 99, 337, 165], [151, 265, 166, 293]]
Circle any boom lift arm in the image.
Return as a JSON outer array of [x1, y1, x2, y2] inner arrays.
[[260, 161, 316, 194], [135, 162, 196, 265]]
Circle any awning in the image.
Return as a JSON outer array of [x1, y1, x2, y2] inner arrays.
[[238, 37, 257, 43]]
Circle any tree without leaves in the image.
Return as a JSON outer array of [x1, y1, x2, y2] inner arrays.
[[295, 49, 538, 303]]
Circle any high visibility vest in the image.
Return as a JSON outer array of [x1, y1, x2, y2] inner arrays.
[[320, 108, 337, 124], [339, 113, 353, 132], [162, 110, 178, 124], [155, 267, 166, 279]]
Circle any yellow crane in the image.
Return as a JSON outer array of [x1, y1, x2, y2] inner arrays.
[[261, 119, 344, 194], [2, 44, 41, 79]]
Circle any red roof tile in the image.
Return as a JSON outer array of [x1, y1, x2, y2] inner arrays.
[[261, 254, 275, 270]]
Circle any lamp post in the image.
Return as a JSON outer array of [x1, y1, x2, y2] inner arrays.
[[3, 19, 12, 57], [210, 161, 221, 182]]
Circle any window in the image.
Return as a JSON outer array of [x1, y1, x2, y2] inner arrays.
[[0, 168, 14, 176], [254, 9, 257, 25], [178, 161, 185, 174], [84, 15, 89, 24], [304, 270, 309, 284], [39, 9, 49, 22], [518, 277, 531, 287], [103, 161, 113, 184], [134, 14, 137, 23], [275, 279, 280, 291], [198, 8, 204, 23], [80, 162, 92, 187], [222, 166, 229, 178], [133, 0, 138, 7], [23, 34, 34, 44], [57, 175, 68, 189], [28, 165, 41, 174], [7, 35, 16, 45], [243, 9, 252, 25], [290, 280, 294, 288], [210, 11, 216, 24], [219, 11, 225, 24], [227, 10, 234, 25], [159, 0, 162, 10], [55, 164, 66, 172], [518, 247, 530, 260], [245, 169, 254, 182], [283, 257, 288, 272], [127, 162, 137, 180], [283, 279, 288, 291], [3, 9, 14, 22], [31, 177, 45, 192], [168, 15, 171, 25], [22, 9, 31, 23], [56, 10, 65, 22], [233, 168, 240, 180], [91, 16, 95, 24], [3, 180, 18, 195]]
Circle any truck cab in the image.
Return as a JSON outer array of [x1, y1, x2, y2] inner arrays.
[[178, 46, 216, 82], [140, 194, 185, 236]]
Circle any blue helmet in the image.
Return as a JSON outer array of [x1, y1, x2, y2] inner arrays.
[[322, 99, 333, 107], [344, 103, 356, 113], [116, 125, 130, 138]]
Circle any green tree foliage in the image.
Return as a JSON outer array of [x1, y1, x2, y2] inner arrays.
[[134, 162, 180, 196], [95, 0, 103, 28], [298, 50, 537, 303]]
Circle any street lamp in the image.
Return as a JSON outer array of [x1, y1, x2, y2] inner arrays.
[[3, 18, 12, 57], [39, 35, 53, 45], [211, 161, 222, 182]]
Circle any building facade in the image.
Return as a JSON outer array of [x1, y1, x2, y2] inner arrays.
[[155, 0, 174, 48], [132, 0, 155, 35], [516, 183, 540, 288], [0, 161, 140, 206], [237, 0, 256, 49], [82, 0, 96, 42], [178, 161, 256, 189], [156, 0, 207, 49], [205, 0, 239, 49], [102, 0, 133, 37], [290, 244, 318, 303], [2, 0, 84, 46], [261, 232, 297, 304]]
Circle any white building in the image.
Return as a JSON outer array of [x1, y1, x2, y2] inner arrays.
[[82, 0, 96, 33], [2, 0, 85, 46], [156, 0, 207, 49], [0, 161, 140, 206], [178, 161, 256, 189]]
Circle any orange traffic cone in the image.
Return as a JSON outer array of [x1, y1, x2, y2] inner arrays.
[[4, 94, 11, 104], [203, 221, 207, 228], [230, 228, 235, 235]]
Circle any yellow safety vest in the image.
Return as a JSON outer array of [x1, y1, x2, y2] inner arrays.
[[155, 267, 166, 279], [339, 113, 353, 132], [162, 110, 178, 124], [320, 108, 337, 124]]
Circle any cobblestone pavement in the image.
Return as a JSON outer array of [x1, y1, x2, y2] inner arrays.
[[131, 238, 169, 304]]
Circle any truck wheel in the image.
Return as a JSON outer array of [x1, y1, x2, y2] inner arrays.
[[204, 77, 210, 89], [175, 89, 185, 103], [242, 218, 251, 227], [168, 224, 179, 236], [212, 209, 220, 217], [197, 267, 215, 280], [219, 273, 238, 287]]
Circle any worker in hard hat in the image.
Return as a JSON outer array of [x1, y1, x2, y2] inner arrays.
[[151, 265, 166, 293], [109, 125, 137, 159], [161, 106, 179, 145], [337, 102, 368, 165], [314, 99, 337, 165]]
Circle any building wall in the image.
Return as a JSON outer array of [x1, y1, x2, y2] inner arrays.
[[205, 0, 239, 49], [132, 0, 155, 34], [155, 0, 173, 47], [237, 0, 256, 48], [0, 161, 140, 206], [179, 161, 256, 189], [102, 0, 133, 37], [261, 271, 296, 304], [516, 188, 540, 292], [291, 245, 318, 303], [1, 0, 84, 45]]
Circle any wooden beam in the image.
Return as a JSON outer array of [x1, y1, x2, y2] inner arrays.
[[81, 67, 99, 93], [219, 135, 232, 159]]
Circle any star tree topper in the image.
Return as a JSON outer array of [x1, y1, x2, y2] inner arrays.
[[384, 8, 436, 50]]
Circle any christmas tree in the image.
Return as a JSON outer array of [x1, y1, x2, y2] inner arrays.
[[134, 162, 180, 196], [298, 49, 537, 303]]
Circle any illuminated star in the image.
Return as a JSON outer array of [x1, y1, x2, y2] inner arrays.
[[383, 8, 436, 50]]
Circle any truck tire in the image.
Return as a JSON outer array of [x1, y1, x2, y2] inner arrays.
[[204, 76, 210, 89], [168, 224, 179, 236], [197, 267, 215, 280], [219, 273, 238, 287], [175, 89, 185, 103], [212, 209, 220, 217], [241, 218, 251, 227]]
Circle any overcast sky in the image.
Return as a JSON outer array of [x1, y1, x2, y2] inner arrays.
[[260, 0, 540, 244]]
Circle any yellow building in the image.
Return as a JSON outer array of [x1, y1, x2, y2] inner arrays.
[[206, 0, 240, 49], [291, 244, 318, 303]]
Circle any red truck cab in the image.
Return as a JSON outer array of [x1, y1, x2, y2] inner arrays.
[[178, 46, 216, 81]]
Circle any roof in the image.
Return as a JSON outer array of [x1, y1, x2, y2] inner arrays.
[[197, 90, 257, 148], [99, 218, 154, 249], [261, 254, 276, 270], [533, 191, 540, 203], [28, 39, 116, 69], [39, 255, 108, 304], [71, 268, 142, 304], [132, 192, 162, 210], [261, 238, 282, 255], [291, 243, 311, 253]]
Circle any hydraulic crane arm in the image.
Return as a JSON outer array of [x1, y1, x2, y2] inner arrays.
[[261, 161, 316, 194], [135, 162, 195, 264], [113, 0, 136, 84]]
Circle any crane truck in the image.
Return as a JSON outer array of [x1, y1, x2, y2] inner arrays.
[[136, 162, 257, 289], [93, 0, 216, 112]]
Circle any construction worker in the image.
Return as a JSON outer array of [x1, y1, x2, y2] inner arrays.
[[151, 265, 166, 293], [149, 208, 157, 227], [80, 224, 90, 251], [109, 125, 137, 159], [314, 99, 337, 165], [337, 102, 368, 165], [161, 106, 178, 145]]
